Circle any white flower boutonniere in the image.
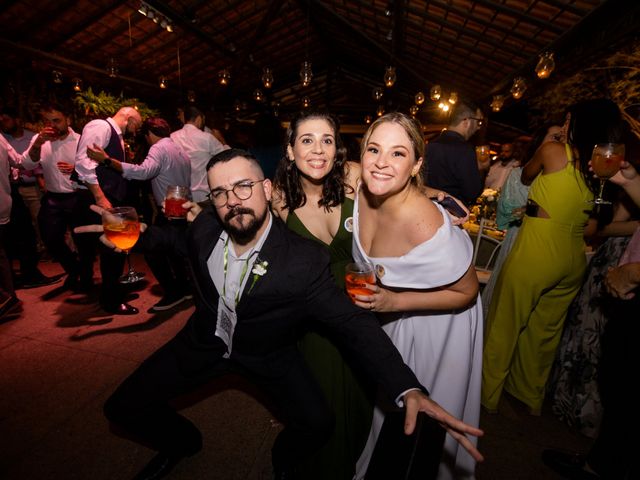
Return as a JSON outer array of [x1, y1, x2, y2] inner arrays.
[[249, 259, 269, 293]]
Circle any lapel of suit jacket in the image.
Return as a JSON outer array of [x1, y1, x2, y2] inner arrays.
[[235, 217, 286, 316], [190, 211, 222, 313]]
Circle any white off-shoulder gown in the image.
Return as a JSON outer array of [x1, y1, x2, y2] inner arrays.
[[353, 195, 483, 480]]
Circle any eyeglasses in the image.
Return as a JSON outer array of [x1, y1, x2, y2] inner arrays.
[[207, 179, 266, 207], [467, 117, 484, 127]]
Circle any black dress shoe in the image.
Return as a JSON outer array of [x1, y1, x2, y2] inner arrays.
[[542, 449, 600, 479], [102, 302, 139, 315], [132, 452, 183, 480]]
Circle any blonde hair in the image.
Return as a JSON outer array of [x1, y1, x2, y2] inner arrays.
[[360, 112, 425, 186]]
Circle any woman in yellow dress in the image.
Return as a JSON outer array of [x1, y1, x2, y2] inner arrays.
[[482, 99, 624, 415]]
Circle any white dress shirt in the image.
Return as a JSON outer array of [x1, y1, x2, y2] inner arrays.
[[208, 213, 273, 354], [0, 136, 21, 224], [20, 129, 80, 194], [485, 159, 519, 191], [170, 124, 228, 202], [120, 137, 191, 205], [75, 117, 124, 185]]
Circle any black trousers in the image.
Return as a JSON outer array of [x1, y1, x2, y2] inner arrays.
[[103, 330, 335, 471], [38, 192, 92, 281], [143, 213, 190, 296], [0, 224, 14, 301], [7, 184, 39, 277], [74, 190, 126, 307], [588, 293, 640, 479]]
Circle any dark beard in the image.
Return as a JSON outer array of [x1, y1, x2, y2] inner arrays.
[[222, 207, 268, 245]]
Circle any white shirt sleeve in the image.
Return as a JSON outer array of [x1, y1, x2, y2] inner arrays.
[[121, 142, 163, 180], [0, 135, 22, 167], [74, 120, 111, 185]]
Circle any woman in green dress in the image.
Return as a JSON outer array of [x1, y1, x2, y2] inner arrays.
[[271, 110, 369, 480]]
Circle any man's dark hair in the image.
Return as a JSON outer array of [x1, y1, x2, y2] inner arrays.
[[0, 106, 19, 118], [206, 148, 263, 175], [448, 100, 480, 126], [40, 101, 71, 117], [141, 117, 171, 138], [184, 106, 204, 123]]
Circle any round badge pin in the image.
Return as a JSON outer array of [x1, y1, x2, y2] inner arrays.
[[344, 216, 353, 233]]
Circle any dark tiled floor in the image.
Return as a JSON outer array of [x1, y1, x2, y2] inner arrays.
[[0, 257, 591, 479]]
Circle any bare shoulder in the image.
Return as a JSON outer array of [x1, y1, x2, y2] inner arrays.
[[271, 188, 289, 221], [539, 141, 568, 170], [400, 193, 443, 246], [344, 161, 361, 197]]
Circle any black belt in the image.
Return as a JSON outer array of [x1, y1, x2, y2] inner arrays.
[[525, 200, 543, 218]]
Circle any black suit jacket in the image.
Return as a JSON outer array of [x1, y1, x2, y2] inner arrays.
[[142, 207, 425, 402]]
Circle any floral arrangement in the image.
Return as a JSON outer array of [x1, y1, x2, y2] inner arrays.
[[476, 188, 499, 219]]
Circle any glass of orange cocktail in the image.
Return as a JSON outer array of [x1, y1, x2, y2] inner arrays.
[[345, 262, 375, 301], [591, 143, 625, 205], [102, 206, 143, 284]]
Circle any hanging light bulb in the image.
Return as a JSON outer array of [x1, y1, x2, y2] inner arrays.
[[302, 96, 311, 108], [430, 85, 442, 101], [438, 102, 450, 113], [72, 78, 82, 92], [158, 76, 168, 89], [409, 105, 419, 117], [372, 87, 384, 101], [233, 100, 242, 112], [376, 105, 385, 117], [490, 94, 505, 112], [415, 91, 425, 105], [448, 92, 458, 104], [510, 77, 527, 99], [261, 67, 274, 89], [218, 68, 231, 86], [535, 52, 555, 79], [383, 66, 396, 87], [187, 90, 196, 103], [300, 61, 313, 87], [364, 115, 372, 125], [52, 70, 63, 84], [254, 89, 264, 102], [272, 101, 280, 117], [107, 58, 118, 78]]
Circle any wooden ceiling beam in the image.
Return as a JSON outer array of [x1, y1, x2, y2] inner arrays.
[[46, 1, 129, 52], [471, 0, 564, 34], [146, 0, 237, 60], [307, 0, 431, 86], [0, 36, 165, 91], [404, 4, 532, 58]]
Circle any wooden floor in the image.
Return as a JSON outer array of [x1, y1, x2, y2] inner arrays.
[[0, 256, 591, 479]]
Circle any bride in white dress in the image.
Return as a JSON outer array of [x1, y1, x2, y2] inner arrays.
[[351, 113, 483, 480]]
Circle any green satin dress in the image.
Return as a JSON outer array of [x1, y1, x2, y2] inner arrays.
[[286, 197, 373, 480]]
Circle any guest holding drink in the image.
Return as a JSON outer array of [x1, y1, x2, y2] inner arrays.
[[271, 110, 371, 480], [482, 99, 622, 417], [87, 117, 192, 312], [351, 113, 482, 480]]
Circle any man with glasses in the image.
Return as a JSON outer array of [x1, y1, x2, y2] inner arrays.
[[97, 149, 483, 480], [74, 106, 143, 314], [424, 100, 486, 205]]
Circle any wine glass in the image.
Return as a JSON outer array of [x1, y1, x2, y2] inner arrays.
[[101, 206, 145, 284], [590, 143, 625, 205]]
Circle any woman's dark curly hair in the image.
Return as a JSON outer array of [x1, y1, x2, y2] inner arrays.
[[566, 98, 624, 195], [273, 110, 349, 211]]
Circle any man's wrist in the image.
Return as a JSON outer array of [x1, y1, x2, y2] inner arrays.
[[103, 157, 112, 167]]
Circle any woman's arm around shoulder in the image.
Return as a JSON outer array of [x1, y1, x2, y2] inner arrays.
[[521, 141, 567, 186], [270, 187, 289, 222], [344, 161, 361, 198]]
